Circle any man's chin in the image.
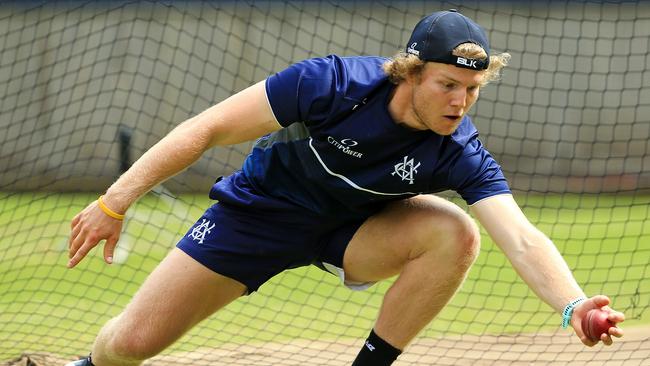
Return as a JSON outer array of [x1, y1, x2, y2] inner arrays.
[[433, 124, 459, 136]]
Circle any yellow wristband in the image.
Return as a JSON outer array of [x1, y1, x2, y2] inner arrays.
[[97, 195, 125, 220]]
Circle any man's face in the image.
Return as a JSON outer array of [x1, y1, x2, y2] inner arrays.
[[407, 62, 484, 135]]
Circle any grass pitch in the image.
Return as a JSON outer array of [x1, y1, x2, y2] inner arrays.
[[0, 192, 648, 360]]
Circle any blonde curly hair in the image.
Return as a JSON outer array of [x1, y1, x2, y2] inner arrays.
[[383, 42, 510, 86]]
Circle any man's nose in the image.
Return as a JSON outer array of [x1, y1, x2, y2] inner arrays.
[[449, 89, 467, 108]]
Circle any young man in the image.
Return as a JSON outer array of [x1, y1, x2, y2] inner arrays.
[[66, 10, 624, 366]]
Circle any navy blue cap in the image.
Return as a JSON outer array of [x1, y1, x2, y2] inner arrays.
[[406, 10, 490, 70]]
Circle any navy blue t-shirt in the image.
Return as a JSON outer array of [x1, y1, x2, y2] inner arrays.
[[212, 55, 510, 220]]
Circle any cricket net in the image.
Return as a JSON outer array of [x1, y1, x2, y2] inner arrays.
[[1, 1, 649, 365]]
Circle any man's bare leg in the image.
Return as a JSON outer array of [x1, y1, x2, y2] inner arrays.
[[91, 248, 246, 366], [344, 195, 480, 350]]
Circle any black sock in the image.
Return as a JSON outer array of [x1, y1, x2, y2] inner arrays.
[[352, 329, 402, 366]]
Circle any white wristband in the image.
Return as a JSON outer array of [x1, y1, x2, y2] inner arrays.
[[561, 297, 587, 329]]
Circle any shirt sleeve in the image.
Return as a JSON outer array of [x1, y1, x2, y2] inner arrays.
[[265, 55, 346, 127], [450, 136, 511, 205]]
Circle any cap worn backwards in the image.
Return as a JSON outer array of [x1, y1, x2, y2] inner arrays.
[[406, 9, 490, 70]]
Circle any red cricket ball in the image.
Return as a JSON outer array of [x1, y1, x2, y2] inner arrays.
[[581, 309, 615, 342]]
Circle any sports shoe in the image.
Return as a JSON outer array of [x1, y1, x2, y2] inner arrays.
[[64, 355, 94, 366]]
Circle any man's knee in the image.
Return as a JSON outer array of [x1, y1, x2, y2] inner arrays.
[[444, 203, 480, 268], [453, 215, 481, 269], [101, 315, 164, 363], [406, 195, 480, 268]]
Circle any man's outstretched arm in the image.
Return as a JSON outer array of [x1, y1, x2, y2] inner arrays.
[[470, 193, 625, 346], [68, 80, 281, 268]]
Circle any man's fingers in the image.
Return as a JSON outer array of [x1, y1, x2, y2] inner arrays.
[[580, 336, 597, 347], [608, 311, 625, 323], [103, 236, 118, 264], [609, 326, 624, 338], [601, 332, 614, 346], [591, 295, 610, 308], [68, 230, 101, 267], [68, 241, 92, 268], [69, 223, 82, 249], [70, 213, 81, 229], [69, 213, 84, 249], [67, 237, 99, 268], [68, 229, 87, 259]]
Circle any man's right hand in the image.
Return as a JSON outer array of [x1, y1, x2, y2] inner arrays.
[[68, 198, 123, 268]]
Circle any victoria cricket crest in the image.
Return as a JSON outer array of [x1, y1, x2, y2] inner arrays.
[[188, 218, 215, 244], [392, 155, 421, 185]]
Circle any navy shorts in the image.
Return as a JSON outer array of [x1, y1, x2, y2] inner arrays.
[[176, 172, 366, 294]]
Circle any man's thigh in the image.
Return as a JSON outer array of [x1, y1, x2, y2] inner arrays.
[[341, 195, 476, 284], [113, 248, 246, 353]]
